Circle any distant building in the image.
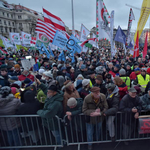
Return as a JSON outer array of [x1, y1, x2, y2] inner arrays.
[[0, 0, 43, 38]]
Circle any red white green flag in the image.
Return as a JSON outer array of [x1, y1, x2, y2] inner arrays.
[[96, 0, 111, 42]]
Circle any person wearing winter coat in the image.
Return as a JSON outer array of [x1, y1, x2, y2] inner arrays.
[[82, 87, 108, 150], [141, 87, 150, 111], [36, 79, 64, 145], [104, 83, 120, 142], [119, 87, 142, 143], [18, 70, 34, 82], [0, 86, 21, 149], [0, 67, 10, 87]]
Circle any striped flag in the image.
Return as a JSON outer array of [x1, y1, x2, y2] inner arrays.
[[30, 37, 36, 45], [35, 19, 57, 40], [43, 8, 66, 31]]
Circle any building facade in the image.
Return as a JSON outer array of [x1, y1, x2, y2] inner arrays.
[[0, 0, 43, 38]]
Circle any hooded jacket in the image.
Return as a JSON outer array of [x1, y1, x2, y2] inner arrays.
[[37, 83, 64, 131], [0, 94, 21, 130], [16, 90, 41, 132], [140, 93, 150, 111], [0, 74, 10, 87], [105, 86, 120, 116]]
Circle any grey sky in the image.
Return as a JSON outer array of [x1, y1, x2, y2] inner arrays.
[[7, 0, 149, 32]]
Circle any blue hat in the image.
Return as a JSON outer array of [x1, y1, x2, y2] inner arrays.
[[115, 64, 120, 69], [8, 58, 13, 60], [23, 78, 32, 84], [61, 67, 67, 71], [80, 64, 86, 69], [134, 67, 140, 71]]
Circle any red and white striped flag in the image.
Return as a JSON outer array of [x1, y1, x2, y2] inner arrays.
[[35, 19, 57, 40], [43, 8, 66, 31]]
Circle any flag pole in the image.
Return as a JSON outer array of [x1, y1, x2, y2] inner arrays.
[[71, 0, 75, 35]]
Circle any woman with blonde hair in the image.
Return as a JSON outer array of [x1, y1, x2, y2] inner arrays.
[[113, 76, 128, 100], [63, 80, 80, 113]]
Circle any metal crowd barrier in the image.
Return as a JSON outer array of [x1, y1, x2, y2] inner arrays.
[[0, 112, 150, 150], [0, 115, 63, 150]]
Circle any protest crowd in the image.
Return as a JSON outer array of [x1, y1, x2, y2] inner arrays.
[[0, 46, 150, 150]]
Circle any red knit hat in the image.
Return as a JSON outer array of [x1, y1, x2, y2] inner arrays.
[[147, 68, 150, 75]]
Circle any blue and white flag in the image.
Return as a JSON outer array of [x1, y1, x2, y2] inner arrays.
[[58, 51, 66, 62], [114, 26, 126, 44], [49, 45, 54, 57], [66, 34, 82, 54], [41, 43, 50, 58], [52, 30, 68, 49]]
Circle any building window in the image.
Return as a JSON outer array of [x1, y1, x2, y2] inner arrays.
[[13, 28, 15, 32], [0, 27, 3, 33], [19, 23, 22, 26], [3, 12, 4, 16], [9, 28, 11, 32], [12, 22, 14, 26], [18, 15, 22, 19], [0, 20, 1, 24], [11, 14, 13, 18], [8, 21, 10, 26], [5, 27, 7, 33], [7, 13, 9, 17], [4, 20, 7, 25]]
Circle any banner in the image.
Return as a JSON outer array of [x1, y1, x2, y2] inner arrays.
[[133, 31, 139, 58], [139, 117, 150, 134], [66, 34, 82, 54], [1, 35, 14, 48], [9, 33, 21, 45], [126, 8, 135, 46], [40, 43, 50, 58], [96, 0, 111, 42], [134, 0, 150, 41], [21, 32, 31, 45], [110, 10, 114, 58], [52, 30, 68, 49], [143, 32, 148, 58], [80, 24, 90, 42], [36, 32, 50, 47]]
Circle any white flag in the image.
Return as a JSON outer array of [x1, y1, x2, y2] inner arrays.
[[96, 0, 111, 41], [9, 32, 21, 45], [80, 24, 90, 42], [92, 33, 96, 38], [21, 32, 31, 45], [1, 35, 14, 48]]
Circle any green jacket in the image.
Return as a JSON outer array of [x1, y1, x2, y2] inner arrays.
[[37, 83, 64, 131]]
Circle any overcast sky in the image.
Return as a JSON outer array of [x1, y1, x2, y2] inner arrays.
[[7, 0, 150, 32]]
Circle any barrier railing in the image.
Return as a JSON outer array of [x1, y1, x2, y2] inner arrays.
[[0, 115, 63, 150], [1, 111, 150, 150]]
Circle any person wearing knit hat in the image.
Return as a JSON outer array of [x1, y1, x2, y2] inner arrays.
[[8, 76, 18, 84], [66, 97, 83, 120], [87, 70, 96, 85], [82, 86, 108, 149], [13, 64, 21, 76], [94, 75, 107, 95], [119, 69, 131, 90], [82, 79, 90, 87], [147, 68, 150, 75]]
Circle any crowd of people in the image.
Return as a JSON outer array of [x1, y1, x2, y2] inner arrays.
[[1, 47, 150, 150]]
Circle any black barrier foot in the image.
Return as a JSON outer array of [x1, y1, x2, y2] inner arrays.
[[111, 136, 116, 142], [88, 145, 92, 150], [124, 141, 129, 146]]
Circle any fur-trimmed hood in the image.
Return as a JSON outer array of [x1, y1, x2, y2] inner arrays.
[[0, 94, 15, 107]]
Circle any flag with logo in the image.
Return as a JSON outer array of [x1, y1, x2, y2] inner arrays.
[[96, 0, 111, 42], [66, 34, 82, 54], [126, 8, 135, 46], [21, 32, 31, 45], [58, 51, 66, 62], [133, 31, 139, 58], [9, 33, 21, 45], [80, 24, 90, 42], [1, 35, 14, 48], [36, 32, 50, 47]]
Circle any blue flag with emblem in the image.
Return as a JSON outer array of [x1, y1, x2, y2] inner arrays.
[[66, 34, 81, 54], [58, 51, 66, 62]]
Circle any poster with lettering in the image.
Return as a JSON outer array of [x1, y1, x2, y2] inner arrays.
[[139, 117, 150, 134]]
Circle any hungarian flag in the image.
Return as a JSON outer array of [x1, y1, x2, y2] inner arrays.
[[143, 32, 148, 59], [133, 31, 139, 58]]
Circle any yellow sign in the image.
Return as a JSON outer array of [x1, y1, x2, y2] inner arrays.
[[134, 0, 150, 42]]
